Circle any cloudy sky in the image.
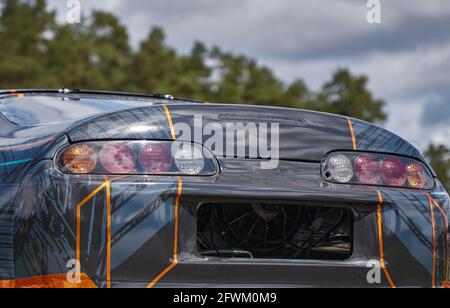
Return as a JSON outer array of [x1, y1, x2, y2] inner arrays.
[[47, 0, 450, 151]]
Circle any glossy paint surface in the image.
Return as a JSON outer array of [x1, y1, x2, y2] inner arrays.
[[0, 91, 448, 288], [0, 95, 156, 126]]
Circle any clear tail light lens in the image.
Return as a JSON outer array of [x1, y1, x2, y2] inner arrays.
[[57, 141, 218, 176], [323, 152, 434, 190], [325, 154, 354, 183], [174, 143, 205, 175]]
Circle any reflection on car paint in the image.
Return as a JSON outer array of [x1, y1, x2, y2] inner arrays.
[[0, 92, 448, 288], [14, 162, 181, 288]]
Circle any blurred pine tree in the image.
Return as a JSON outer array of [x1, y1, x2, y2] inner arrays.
[[426, 144, 450, 192], [0, 0, 387, 123]]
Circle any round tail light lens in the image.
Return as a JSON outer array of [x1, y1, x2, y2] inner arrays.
[[174, 144, 205, 175], [100, 143, 136, 174], [406, 162, 429, 189], [381, 157, 407, 187], [63, 144, 97, 174], [325, 154, 354, 183], [139, 144, 172, 173], [354, 155, 381, 184]]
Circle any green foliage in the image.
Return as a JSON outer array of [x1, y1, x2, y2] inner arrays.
[[425, 144, 450, 192], [205, 47, 286, 106], [0, 0, 56, 87], [46, 11, 131, 90], [0, 0, 386, 122], [87, 11, 132, 90], [314, 69, 387, 123]]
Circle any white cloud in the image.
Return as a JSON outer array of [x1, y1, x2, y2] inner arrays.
[[45, 0, 450, 149], [386, 99, 425, 150]]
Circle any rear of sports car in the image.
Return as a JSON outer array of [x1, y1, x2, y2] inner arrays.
[[0, 90, 448, 288]]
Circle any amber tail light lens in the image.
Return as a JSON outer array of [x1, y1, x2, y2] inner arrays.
[[63, 144, 97, 174], [406, 162, 429, 189], [57, 141, 218, 176], [323, 152, 434, 190]]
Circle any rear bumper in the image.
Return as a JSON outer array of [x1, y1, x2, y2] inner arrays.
[[3, 158, 450, 288]]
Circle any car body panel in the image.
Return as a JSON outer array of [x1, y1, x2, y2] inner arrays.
[[0, 90, 448, 288], [65, 103, 429, 164]]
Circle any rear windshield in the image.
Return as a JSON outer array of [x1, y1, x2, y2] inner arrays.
[[0, 95, 156, 126]]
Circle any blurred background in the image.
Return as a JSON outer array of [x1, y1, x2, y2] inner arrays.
[[0, 0, 449, 190]]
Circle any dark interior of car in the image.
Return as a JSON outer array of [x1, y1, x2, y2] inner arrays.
[[197, 202, 353, 260]]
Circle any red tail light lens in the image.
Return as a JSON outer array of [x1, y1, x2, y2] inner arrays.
[[380, 157, 407, 187], [323, 152, 434, 190], [139, 144, 172, 173], [354, 155, 381, 184], [100, 143, 136, 174]]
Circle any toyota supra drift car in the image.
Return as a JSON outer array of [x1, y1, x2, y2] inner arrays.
[[0, 89, 448, 288]]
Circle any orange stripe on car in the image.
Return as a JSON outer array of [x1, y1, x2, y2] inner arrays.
[[346, 117, 357, 150], [429, 196, 449, 282], [163, 105, 176, 140], [147, 178, 183, 288], [106, 181, 112, 289], [147, 106, 181, 288], [427, 195, 437, 288], [173, 178, 182, 260], [75, 181, 110, 288], [376, 191, 396, 288], [74, 176, 124, 288]]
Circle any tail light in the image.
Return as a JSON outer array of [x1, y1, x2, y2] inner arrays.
[[57, 141, 218, 176], [173, 143, 206, 175], [325, 154, 354, 184], [380, 157, 407, 187], [139, 144, 172, 173], [354, 154, 380, 184], [100, 143, 136, 174], [323, 152, 434, 190], [63, 144, 97, 174], [406, 162, 429, 189]]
